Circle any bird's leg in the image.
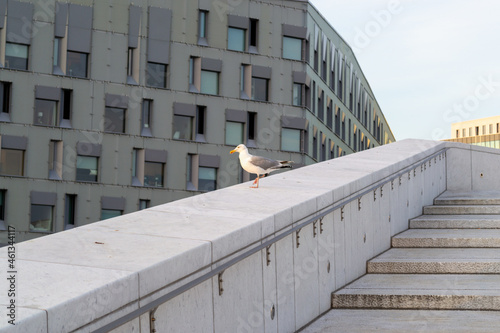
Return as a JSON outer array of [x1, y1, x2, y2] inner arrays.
[[251, 175, 259, 188]]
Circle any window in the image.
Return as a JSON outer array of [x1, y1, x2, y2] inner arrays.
[[226, 121, 244, 146], [34, 99, 57, 126], [64, 194, 76, 229], [33, 87, 72, 127], [249, 19, 258, 52], [66, 51, 88, 78], [200, 70, 219, 95], [0, 149, 24, 176], [247, 112, 257, 145], [228, 27, 245, 52], [196, 106, 206, 141], [293, 83, 303, 106], [282, 128, 301, 152], [0, 82, 11, 121], [133, 148, 167, 187], [187, 154, 219, 191], [127, 47, 135, 79], [5, 43, 29, 70], [173, 115, 193, 140], [101, 196, 125, 220], [53, 37, 63, 74], [101, 209, 122, 220], [144, 161, 164, 187], [30, 204, 54, 233], [198, 10, 208, 45], [283, 37, 302, 61], [475, 126, 479, 136], [76, 156, 98, 182], [0, 190, 5, 224], [240, 64, 251, 99], [139, 199, 150, 210], [141, 99, 153, 136], [104, 107, 126, 133], [48, 140, 63, 180], [252, 77, 268, 102], [199, 167, 217, 191], [146, 62, 167, 88], [318, 90, 324, 121]]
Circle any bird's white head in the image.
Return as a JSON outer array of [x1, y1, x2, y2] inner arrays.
[[230, 144, 247, 154]]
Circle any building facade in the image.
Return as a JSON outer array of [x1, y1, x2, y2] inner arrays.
[[0, 0, 395, 244], [445, 115, 500, 148]]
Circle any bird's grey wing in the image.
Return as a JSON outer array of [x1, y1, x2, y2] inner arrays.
[[250, 155, 279, 170]]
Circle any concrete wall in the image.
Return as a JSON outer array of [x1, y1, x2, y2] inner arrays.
[[0, 139, 450, 332]]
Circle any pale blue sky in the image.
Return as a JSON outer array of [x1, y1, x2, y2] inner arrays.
[[310, 0, 500, 141]]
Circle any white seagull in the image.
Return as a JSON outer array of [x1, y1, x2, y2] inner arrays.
[[230, 144, 293, 188]]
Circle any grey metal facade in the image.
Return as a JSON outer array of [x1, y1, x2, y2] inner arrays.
[[0, 0, 395, 244]]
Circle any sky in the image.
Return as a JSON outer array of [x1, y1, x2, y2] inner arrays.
[[310, 0, 500, 141]]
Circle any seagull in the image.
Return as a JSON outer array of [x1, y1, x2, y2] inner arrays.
[[230, 144, 293, 188]]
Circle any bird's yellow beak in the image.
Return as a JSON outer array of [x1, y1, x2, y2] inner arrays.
[[230, 149, 236, 154]]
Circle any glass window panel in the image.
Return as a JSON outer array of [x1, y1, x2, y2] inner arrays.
[[282, 128, 301, 152], [76, 156, 98, 182], [5, 43, 28, 70], [139, 199, 149, 210], [0, 190, 5, 220], [199, 11, 207, 38], [200, 70, 218, 95], [228, 27, 245, 51], [198, 167, 217, 191], [30, 204, 53, 232], [226, 121, 244, 145], [146, 62, 167, 88], [173, 115, 193, 140], [144, 161, 164, 187], [104, 107, 126, 133], [293, 83, 302, 106], [65, 194, 76, 226], [66, 51, 88, 78], [0, 149, 24, 176], [252, 77, 268, 101], [34, 99, 58, 126], [283, 36, 302, 61], [100, 209, 122, 220]]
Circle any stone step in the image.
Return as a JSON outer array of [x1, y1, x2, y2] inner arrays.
[[423, 205, 500, 215], [332, 274, 500, 311], [434, 190, 500, 206], [392, 229, 500, 248], [410, 215, 500, 229], [368, 248, 500, 274], [302, 309, 500, 333]]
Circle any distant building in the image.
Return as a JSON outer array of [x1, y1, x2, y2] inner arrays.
[[0, 0, 395, 244], [445, 115, 500, 148]]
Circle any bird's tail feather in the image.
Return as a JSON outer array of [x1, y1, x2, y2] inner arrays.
[[272, 161, 293, 169]]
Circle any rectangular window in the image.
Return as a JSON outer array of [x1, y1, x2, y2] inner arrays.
[[196, 105, 206, 141], [5, 43, 29, 70], [100, 209, 122, 220], [61, 89, 72, 124], [64, 194, 76, 229], [173, 115, 193, 140], [198, 10, 208, 45], [146, 62, 167, 88], [0, 82, 11, 120], [281, 128, 301, 152], [228, 27, 245, 52], [35, 99, 58, 126], [139, 199, 150, 210], [0, 190, 5, 223], [293, 83, 303, 106], [104, 107, 126, 133], [225, 121, 244, 146], [252, 77, 268, 102], [66, 51, 88, 78], [198, 167, 217, 191], [127, 47, 134, 78], [283, 36, 302, 61], [200, 70, 219, 95], [76, 155, 98, 182], [144, 161, 164, 187], [53, 37, 63, 74], [48, 140, 63, 180], [30, 204, 54, 233], [141, 99, 153, 136], [248, 112, 257, 143], [0, 149, 24, 176], [249, 19, 258, 51]]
